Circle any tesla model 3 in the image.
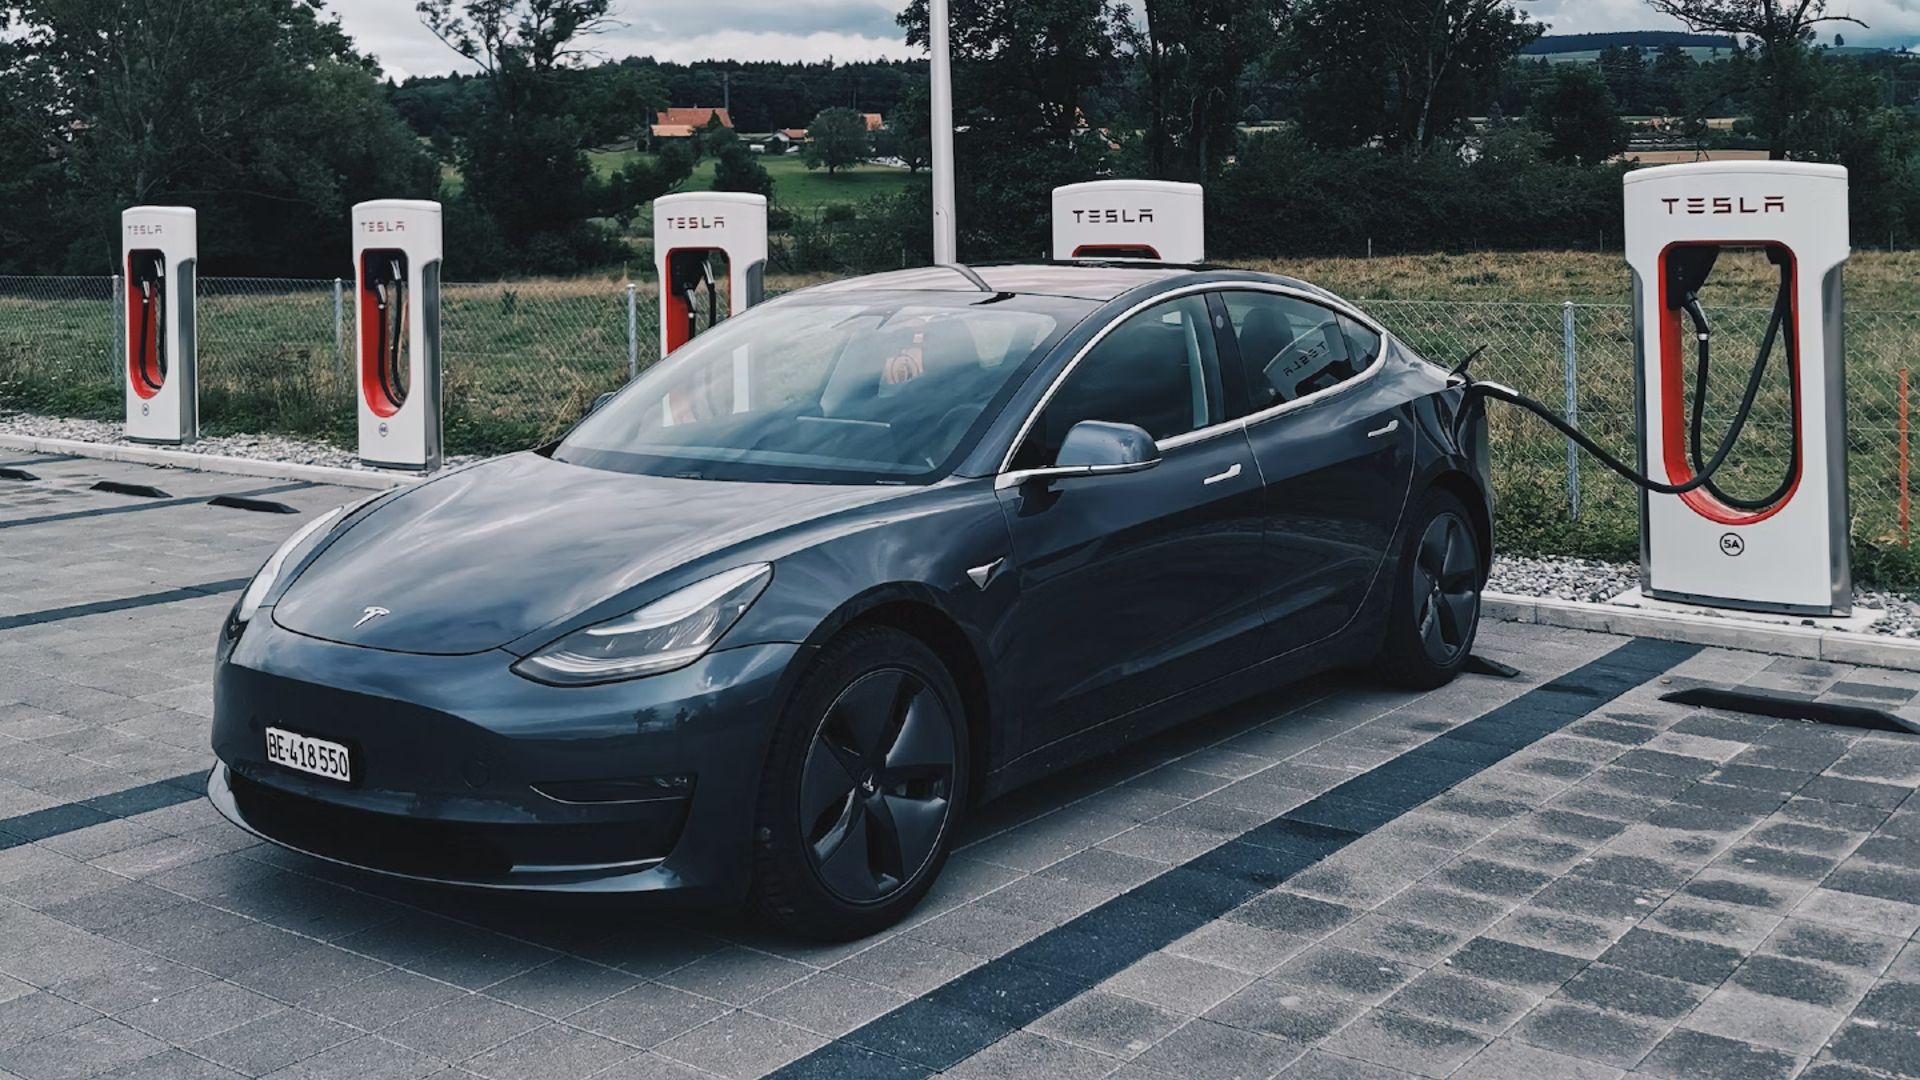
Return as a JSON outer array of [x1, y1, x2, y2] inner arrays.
[[209, 263, 1492, 938]]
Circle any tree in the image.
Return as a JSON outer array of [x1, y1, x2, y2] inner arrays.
[[900, 0, 1129, 257], [605, 142, 694, 227], [1650, 43, 1698, 112], [1597, 45, 1652, 113], [4, 0, 436, 273], [1133, 0, 1288, 180], [803, 107, 872, 174], [873, 81, 932, 171], [1293, 0, 1543, 152], [696, 113, 738, 159], [1644, 0, 1868, 158], [418, 0, 626, 272], [711, 143, 775, 198], [1531, 64, 1631, 165], [581, 65, 665, 147], [0, 23, 62, 271]]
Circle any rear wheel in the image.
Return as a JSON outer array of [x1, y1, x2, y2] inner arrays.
[[751, 626, 967, 939], [1378, 489, 1483, 689]]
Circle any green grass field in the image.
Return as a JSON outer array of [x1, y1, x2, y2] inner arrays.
[[590, 147, 923, 212]]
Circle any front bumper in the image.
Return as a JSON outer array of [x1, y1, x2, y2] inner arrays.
[[209, 614, 807, 898]]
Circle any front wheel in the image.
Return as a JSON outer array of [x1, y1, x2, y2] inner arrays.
[[750, 626, 968, 940], [1377, 490, 1484, 689]]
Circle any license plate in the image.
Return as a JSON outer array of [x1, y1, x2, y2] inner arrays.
[[265, 727, 352, 783]]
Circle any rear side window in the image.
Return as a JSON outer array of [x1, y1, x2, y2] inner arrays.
[[1224, 292, 1379, 411]]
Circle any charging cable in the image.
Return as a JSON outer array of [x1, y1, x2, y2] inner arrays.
[[1457, 260, 1797, 502]]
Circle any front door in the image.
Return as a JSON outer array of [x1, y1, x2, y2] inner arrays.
[[993, 293, 1268, 755]]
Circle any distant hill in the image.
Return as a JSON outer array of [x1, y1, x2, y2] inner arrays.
[[1523, 31, 1738, 55]]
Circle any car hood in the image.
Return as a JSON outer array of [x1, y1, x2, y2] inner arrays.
[[272, 453, 909, 656]]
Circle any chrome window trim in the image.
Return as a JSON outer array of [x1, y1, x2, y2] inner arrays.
[[998, 281, 1388, 474], [1220, 290, 1394, 431]]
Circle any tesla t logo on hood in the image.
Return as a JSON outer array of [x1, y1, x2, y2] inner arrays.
[[354, 606, 391, 628]]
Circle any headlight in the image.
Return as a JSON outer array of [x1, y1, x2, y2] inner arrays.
[[235, 507, 343, 623], [513, 564, 772, 686]]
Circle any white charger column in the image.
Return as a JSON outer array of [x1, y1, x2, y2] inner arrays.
[[1624, 162, 1851, 616], [654, 192, 769, 357], [353, 199, 443, 472], [122, 206, 198, 444], [1052, 181, 1206, 262]]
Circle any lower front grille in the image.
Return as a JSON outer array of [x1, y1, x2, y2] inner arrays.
[[228, 770, 688, 879]]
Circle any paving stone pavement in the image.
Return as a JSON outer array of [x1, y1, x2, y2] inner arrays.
[[5, 457, 1920, 1079]]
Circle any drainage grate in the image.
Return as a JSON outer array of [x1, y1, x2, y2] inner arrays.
[[1662, 686, 1919, 736], [90, 480, 171, 498]]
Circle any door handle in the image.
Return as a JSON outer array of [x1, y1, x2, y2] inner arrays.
[[1203, 463, 1242, 486], [1368, 420, 1400, 439]]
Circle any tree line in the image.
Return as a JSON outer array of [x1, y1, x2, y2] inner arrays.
[[0, 0, 1915, 278]]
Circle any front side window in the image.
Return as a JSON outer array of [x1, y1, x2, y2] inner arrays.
[[1224, 292, 1379, 411], [1014, 294, 1227, 470], [558, 291, 1088, 484]]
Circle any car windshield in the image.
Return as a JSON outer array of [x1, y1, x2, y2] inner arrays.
[[556, 290, 1089, 484]]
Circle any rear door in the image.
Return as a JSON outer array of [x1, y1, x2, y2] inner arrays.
[[1219, 289, 1416, 658]]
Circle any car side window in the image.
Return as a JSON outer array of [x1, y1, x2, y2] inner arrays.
[[1224, 292, 1379, 412], [1013, 294, 1228, 470]]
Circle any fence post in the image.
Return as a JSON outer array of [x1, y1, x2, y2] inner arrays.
[[332, 277, 346, 391], [1562, 300, 1580, 520], [626, 281, 639, 381], [110, 274, 123, 380]]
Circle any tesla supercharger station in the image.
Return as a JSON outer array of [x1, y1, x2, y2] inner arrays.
[[353, 199, 443, 472], [1052, 180, 1205, 262], [123, 206, 198, 444], [1625, 161, 1851, 616], [654, 192, 767, 423]]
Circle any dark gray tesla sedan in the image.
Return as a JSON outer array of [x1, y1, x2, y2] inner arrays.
[[209, 262, 1492, 938]]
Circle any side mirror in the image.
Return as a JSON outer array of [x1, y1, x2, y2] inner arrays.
[[998, 420, 1161, 489], [588, 391, 617, 417]]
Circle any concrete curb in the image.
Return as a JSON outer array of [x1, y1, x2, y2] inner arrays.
[[0, 435, 420, 491], [1487, 591, 1920, 672]]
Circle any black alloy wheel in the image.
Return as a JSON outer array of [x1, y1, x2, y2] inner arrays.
[[752, 626, 968, 939], [1412, 510, 1480, 667], [1379, 489, 1483, 689], [800, 668, 957, 903]]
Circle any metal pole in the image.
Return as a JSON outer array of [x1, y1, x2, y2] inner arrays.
[[1563, 301, 1580, 520], [929, 0, 958, 264], [626, 281, 640, 381], [332, 277, 346, 391]]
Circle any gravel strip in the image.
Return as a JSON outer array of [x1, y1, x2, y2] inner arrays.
[[0, 412, 478, 471], [1493, 552, 1920, 639], [1490, 554, 1638, 604]]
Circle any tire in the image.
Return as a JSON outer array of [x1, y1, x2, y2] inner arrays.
[[1377, 489, 1485, 690], [750, 626, 969, 940]]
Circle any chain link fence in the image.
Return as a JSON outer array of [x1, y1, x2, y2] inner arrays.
[[1376, 298, 1920, 568], [4, 274, 1918, 574], [0, 275, 663, 456]]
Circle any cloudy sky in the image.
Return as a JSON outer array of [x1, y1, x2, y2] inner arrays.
[[332, 0, 1920, 81]]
